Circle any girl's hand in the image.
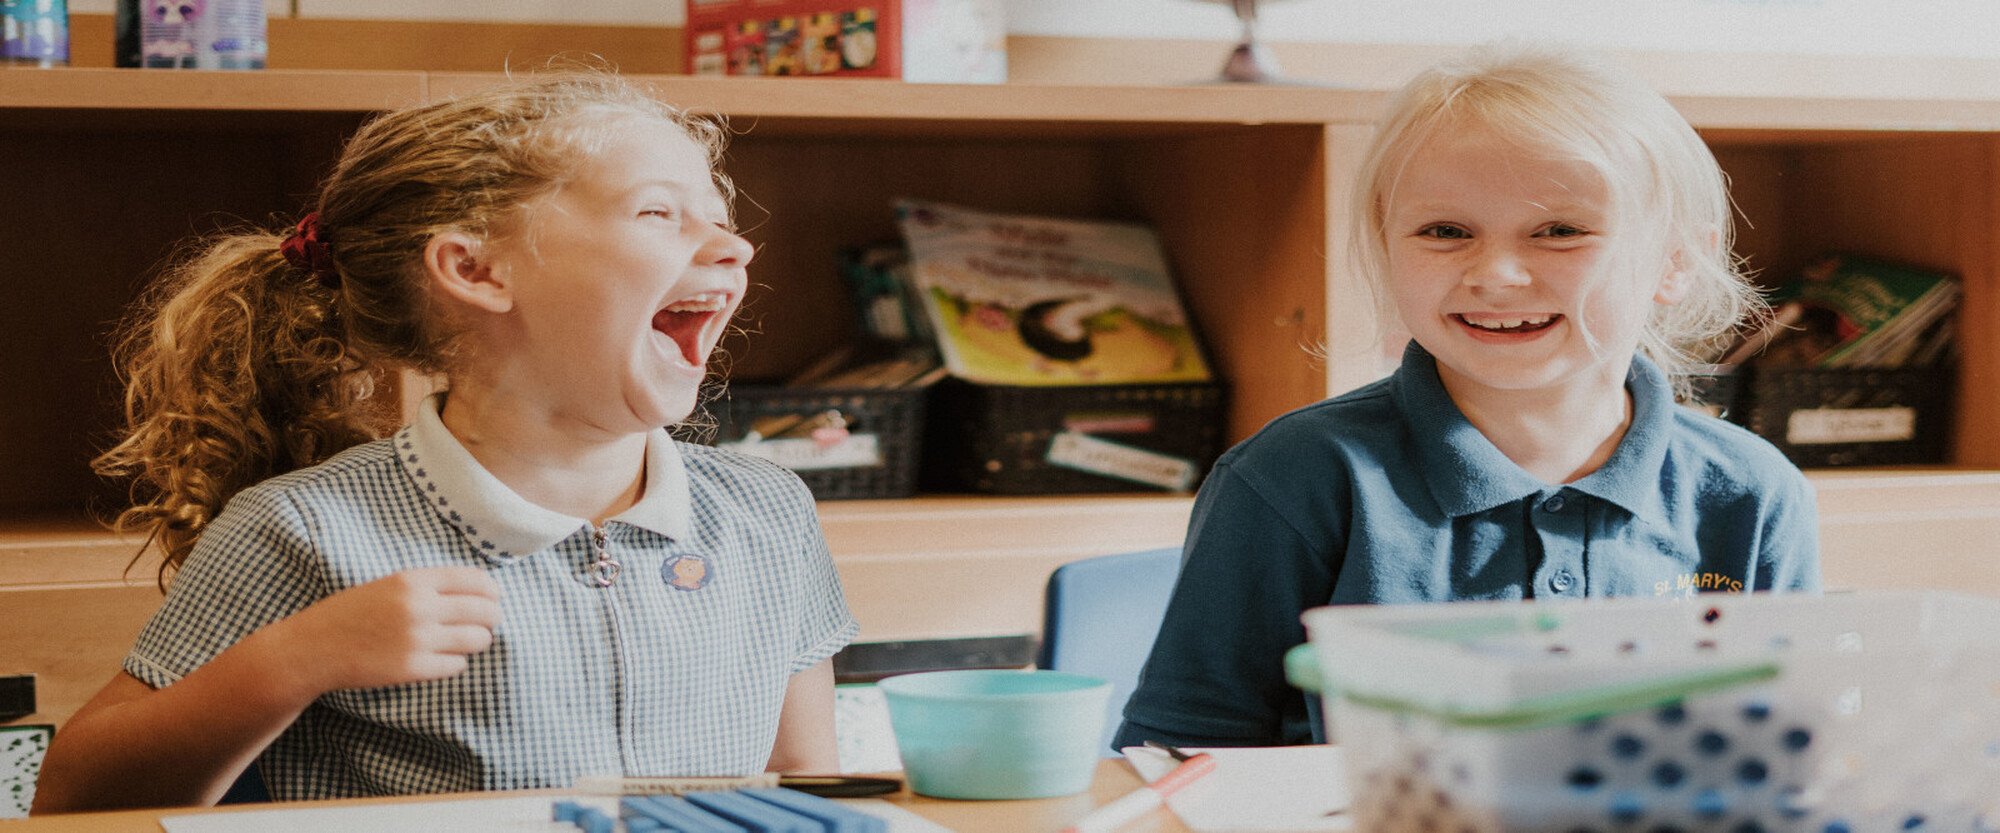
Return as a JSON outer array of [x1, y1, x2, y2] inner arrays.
[[259, 566, 503, 695]]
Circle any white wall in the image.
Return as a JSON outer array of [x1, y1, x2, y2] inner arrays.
[[1007, 0, 2000, 60], [69, 0, 2000, 60]]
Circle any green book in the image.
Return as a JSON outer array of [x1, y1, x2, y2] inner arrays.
[[1777, 254, 1958, 368]]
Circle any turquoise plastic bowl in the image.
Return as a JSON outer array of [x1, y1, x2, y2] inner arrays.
[[879, 669, 1112, 800]]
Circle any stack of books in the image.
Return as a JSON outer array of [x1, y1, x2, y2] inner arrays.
[[1726, 253, 1959, 369]]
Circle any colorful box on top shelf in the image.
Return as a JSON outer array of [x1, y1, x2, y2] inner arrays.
[[684, 0, 1005, 83]]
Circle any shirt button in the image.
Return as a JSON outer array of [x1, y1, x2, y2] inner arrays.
[[1543, 494, 1567, 512], [1550, 569, 1576, 593]]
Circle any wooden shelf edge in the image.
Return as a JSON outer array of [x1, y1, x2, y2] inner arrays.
[[0, 67, 427, 112], [7, 472, 1997, 579], [11, 67, 2000, 134], [1804, 466, 2000, 488], [0, 493, 1195, 588], [428, 71, 1379, 126]]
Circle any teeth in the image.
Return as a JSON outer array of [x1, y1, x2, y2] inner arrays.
[[1465, 314, 1553, 330], [664, 292, 728, 313]]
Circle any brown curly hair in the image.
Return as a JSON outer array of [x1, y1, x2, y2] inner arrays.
[[95, 71, 732, 585]]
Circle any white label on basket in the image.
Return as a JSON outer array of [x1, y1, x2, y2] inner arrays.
[[1785, 407, 1916, 445], [719, 434, 883, 471], [1045, 430, 1196, 492]]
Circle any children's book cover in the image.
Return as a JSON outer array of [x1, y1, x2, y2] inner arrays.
[[1758, 253, 1958, 368], [893, 199, 1213, 387]]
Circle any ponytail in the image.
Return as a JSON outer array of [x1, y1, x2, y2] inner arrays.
[[95, 227, 392, 584], [96, 70, 727, 586]]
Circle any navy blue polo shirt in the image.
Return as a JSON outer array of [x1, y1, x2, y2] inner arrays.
[[1114, 342, 1820, 748]]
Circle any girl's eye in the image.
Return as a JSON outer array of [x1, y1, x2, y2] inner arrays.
[[641, 209, 679, 221], [1537, 223, 1589, 239], [1416, 224, 1471, 240]]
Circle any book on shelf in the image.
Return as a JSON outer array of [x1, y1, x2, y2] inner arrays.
[[893, 198, 1213, 387], [787, 346, 946, 390], [1741, 253, 1959, 369], [838, 242, 934, 348]]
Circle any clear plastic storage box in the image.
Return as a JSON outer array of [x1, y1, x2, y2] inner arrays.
[[1301, 591, 2000, 832]]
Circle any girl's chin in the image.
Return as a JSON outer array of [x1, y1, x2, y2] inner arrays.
[[628, 377, 706, 426], [633, 391, 702, 429]]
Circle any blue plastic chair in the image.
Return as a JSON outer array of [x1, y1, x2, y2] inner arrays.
[[1037, 547, 1184, 757]]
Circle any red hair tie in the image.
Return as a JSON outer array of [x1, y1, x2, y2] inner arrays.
[[280, 212, 340, 288]]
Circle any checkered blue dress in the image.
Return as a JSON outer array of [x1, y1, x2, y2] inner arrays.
[[125, 404, 858, 800]]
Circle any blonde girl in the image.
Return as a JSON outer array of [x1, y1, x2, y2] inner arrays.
[[1116, 43, 1820, 749], [36, 72, 856, 810]]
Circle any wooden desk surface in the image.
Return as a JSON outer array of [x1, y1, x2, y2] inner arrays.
[[11, 759, 1189, 833]]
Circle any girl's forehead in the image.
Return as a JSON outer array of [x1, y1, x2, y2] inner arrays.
[[1399, 131, 1608, 199], [591, 118, 711, 172], [566, 122, 722, 199]]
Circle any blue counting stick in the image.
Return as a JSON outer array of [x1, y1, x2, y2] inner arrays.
[[576, 807, 616, 833], [626, 818, 664, 833], [740, 787, 887, 833], [683, 790, 823, 833], [622, 794, 751, 833], [553, 800, 584, 823]]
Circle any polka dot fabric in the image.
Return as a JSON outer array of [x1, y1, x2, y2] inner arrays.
[[1306, 593, 2000, 831]]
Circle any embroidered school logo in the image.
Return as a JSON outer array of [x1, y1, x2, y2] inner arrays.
[[1655, 572, 1745, 597], [663, 553, 711, 591]]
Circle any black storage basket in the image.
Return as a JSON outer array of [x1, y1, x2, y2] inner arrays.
[[1682, 365, 1742, 422], [921, 378, 1227, 494], [696, 384, 927, 500], [1733, 364, 1954, 467]]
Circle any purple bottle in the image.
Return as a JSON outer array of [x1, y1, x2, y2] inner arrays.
[[1, 0, 68, 67]]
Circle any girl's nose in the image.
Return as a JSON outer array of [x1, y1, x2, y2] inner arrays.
[[1462, 246, 1531, 289], [701, 221, 756, 268]]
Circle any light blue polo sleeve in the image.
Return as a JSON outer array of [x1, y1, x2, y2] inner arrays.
[[125, 484, 327, 689]]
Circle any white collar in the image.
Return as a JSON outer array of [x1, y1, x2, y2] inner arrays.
[[396, 393, 693, 562]]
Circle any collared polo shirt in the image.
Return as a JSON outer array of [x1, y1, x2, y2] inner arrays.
[[127, 396, 858, 799], [1114, 342, 1819, 748]]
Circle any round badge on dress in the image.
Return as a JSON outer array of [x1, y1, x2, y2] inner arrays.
[[662, 553, 712, 591]]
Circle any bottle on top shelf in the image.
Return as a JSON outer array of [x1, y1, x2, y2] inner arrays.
[[2, 0, 68, 67]]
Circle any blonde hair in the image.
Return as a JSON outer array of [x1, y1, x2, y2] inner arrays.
[[96, 71, 731, 584], [1347, 42, 1763, 396]]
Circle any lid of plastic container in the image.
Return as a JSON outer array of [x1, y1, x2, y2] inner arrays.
[[1298, 590, 2000, 728]]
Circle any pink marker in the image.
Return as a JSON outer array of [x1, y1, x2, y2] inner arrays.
[[1062, 742, 1217, 833]]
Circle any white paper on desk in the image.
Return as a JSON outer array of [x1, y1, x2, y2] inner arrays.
[[161, 794, 953, 833], [1122, 745, 1351, 833]]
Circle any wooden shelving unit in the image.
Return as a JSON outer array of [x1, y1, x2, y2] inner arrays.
[[4, 68, 1999, 727]]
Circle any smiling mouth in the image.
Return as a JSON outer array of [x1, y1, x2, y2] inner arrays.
[[1455, 313, 1561, 334], [652, 292, 731, 365]]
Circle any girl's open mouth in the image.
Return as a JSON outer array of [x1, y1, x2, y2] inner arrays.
[[652, 292, 730, 366], [1454, 313, 1561, 335]]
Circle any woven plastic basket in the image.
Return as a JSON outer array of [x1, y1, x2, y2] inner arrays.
[[920, 378, 1226, 494], [1303, 592, 2000, 832], [696, 383, 926, 500]]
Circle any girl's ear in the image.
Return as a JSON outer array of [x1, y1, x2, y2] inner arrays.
[[1653, 263, 1690, 305], [1653, 237, 1707, 306], [424, 231, 513, 314]]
